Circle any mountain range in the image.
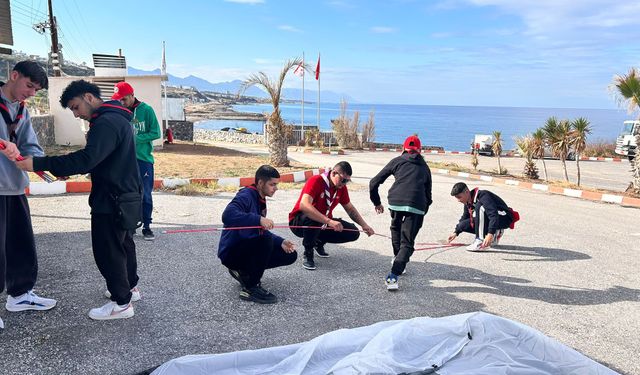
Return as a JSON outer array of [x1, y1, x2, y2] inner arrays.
[[127, 67, 355, 103]]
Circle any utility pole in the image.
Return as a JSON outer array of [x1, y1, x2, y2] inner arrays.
[[47, 0, 61, 76]]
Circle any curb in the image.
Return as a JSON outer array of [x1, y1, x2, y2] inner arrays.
[[433, 168, 640, 209], [362, 148, 624, 162], [26, 168, 326, 196], [291, 148, 345, 155]]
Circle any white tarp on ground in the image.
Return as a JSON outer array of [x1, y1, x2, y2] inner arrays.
[[152, 312, 616, 375]]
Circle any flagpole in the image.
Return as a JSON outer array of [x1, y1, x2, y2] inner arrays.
[[317, 53, 320, 133], [161, 41, 168, 143], [301, 51, 305, 143]]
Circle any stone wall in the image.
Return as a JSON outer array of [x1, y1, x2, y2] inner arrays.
[[31, 114, 55, 146], [194, 129, 265, 144], [168, 120, 193, 142]]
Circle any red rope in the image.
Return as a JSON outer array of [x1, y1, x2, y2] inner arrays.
[[0, 142, 55, 182], [162, 225, 466, 250]]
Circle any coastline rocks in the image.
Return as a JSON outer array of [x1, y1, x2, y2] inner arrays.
[[194, 129, 265, 144]]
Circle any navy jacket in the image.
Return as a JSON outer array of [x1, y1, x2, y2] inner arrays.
[[455, 188, 513, 235], [369, 152, 432, 212], [218, 185, 284, 261], [33, 101, 141, 214]]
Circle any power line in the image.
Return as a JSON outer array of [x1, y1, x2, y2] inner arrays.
[[58, 0, 95, 54]]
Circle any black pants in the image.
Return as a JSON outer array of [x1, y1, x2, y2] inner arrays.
[[221, 235, 297, 288], [289, 213, 360, 258], [457, 206, 513, 239], [0, 195, 38, 297], [390, 210, 424, 276], [91, 213, 139, 305]]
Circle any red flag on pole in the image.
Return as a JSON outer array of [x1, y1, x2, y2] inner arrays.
[[315, 55, 320, 80], [294, 61, 304, 77]]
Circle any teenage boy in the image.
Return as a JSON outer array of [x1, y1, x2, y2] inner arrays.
[[370, 135, 432, 290], [289, 161, 374, 270], [447, 182, 519, 251], [0, 61, 57, 329], [218, 165, 297, 304], [112, 81, 161, 241], [15, 80, 142, 320]]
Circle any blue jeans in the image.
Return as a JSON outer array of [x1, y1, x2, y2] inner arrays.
[[137, 160, 154, 229]]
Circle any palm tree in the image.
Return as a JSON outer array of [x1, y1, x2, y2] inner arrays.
[[532, 128, 548, 181], [516, 136, 539, 179], [240, 57, 305, 167], [547, 119, 573, 182], [611, 68, 640, 192], [492, 131, 503, 174], [570, 117, 591, 186]]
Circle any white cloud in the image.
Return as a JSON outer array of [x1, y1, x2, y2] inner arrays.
[[278, 25, 303, 33], [223, 0, 265, 4], [370, 26, 396, 34]]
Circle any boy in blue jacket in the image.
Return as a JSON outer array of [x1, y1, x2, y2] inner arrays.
[[218, 165, 297, 304]]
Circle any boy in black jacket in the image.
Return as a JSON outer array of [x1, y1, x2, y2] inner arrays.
[[447, 182, 517, 252], [370, 135, 432, 290], [15, 80, 142, 320]]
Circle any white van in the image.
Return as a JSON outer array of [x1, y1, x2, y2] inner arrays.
[[471, 134, 494, 156], [615, 120, 639, 161]]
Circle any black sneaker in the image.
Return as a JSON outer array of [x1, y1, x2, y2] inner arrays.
[[228, 269, 245, 288], [302, 256, 316, 270], [314, 245, 330, 258], [142, 228, 155, 241], [240, 286, 277, 304]]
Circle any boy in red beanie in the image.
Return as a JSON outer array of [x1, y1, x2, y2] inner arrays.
[[369, 135, 432, 290]]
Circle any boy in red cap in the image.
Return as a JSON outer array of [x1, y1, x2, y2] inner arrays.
[[369, 135, 432, 290], [112, 82, 161, 241]]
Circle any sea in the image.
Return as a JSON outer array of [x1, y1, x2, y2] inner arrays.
[[195, 103, 631, 151]]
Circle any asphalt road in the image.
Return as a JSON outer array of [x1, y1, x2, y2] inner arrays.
[[0, 151, 638, 375]]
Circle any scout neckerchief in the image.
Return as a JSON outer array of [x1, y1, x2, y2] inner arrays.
[[467, 188, 479, 229], [320, 170, 338, 217], [0, 84, 25, 143]]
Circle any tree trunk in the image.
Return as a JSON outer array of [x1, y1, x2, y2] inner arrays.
[[633, 133, 640, 193], [576, 156, 581, 186], [541, 158, 548, 182], [266, 111, 290, 167], [497, 155, 502, 174], [561, 157, 569, 182]]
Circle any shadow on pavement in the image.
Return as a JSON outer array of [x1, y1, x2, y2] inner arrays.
[[1, 225, 633, 375]]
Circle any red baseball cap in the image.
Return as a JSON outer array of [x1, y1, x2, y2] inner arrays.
[[403, 135, 422, 153], [111, 81, 134, 100]]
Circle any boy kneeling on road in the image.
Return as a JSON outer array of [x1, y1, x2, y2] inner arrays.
[[447, 182, 519, 251]]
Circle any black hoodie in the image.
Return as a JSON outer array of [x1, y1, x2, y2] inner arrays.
[[33, 101, 141, 214], [369, 152, 432, 213]]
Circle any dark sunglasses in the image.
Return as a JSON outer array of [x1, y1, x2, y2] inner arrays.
[[333, 171, 350, 184]]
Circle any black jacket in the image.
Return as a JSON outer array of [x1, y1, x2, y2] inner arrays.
[[33, 101, 141, 214], [369, 152, 432, 213], [455, 188, 512, 235]]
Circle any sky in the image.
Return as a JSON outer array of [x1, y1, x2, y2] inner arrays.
[[7, 0, 640, 109]]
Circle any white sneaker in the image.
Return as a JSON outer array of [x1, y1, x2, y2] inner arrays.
[[6, 291, 57, 312], [104, 286, 141, 302], [466, 238, 489, 252], [0, 316, 4, 329], [88, 301, 134, 320], [493, 229, 504, 245], [385, 275, 399, 291]]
